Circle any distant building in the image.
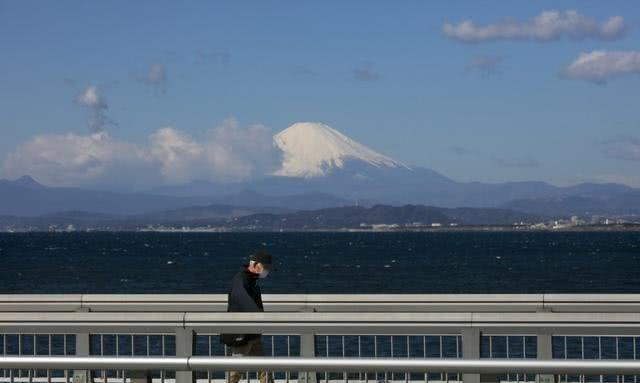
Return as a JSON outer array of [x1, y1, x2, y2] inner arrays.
[[371, 223, 400, 230]]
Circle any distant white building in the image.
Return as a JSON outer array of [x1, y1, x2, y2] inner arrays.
[[371, 224, 400, 230]]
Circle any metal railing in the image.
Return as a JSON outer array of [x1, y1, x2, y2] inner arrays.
[[1, 357, 640, 375], [1, 295, 640, 383]]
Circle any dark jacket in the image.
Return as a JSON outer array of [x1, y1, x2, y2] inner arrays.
[[224, 266, 263, 342]]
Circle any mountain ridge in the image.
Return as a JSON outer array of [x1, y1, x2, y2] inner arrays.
[[1, 123, 639, 218], [0, 203, 543, 231]]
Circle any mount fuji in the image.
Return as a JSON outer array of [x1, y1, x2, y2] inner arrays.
[[2, 122, 640, 218], [153, 122, 640, 215], [152, 122, 460, 203], [272, 122, 410, 178]]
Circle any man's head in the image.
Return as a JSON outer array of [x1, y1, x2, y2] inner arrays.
[[248, 250, 273, 279]]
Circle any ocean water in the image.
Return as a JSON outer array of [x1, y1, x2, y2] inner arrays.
[[1, 231, 639, 293], [1, 231, 640, 380]]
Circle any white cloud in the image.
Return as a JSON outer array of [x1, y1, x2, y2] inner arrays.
[[564, 50, 640, 83], [204, 118, 281, 180], [443, 10, 627, 43], [78, 86, 105, 108], [1, 132, 153, 188], [148, 128, 205, 184], [2, 119, 281, 188], [77, 85, 117, 132]]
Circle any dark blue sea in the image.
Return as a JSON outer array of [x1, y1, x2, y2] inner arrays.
[[2, 231, 640, 382], [1, 231, 639, 293]]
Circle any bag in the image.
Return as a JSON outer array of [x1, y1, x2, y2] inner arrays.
[[220, 333, 249, 347]]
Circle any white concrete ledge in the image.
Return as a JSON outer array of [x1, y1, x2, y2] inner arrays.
[[2, 294, 640, 313]]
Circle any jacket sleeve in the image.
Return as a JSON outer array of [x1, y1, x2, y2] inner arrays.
[[230, 276, 261, 312]]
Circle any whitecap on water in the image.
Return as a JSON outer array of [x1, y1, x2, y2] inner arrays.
[[384, 264, 391, 268]]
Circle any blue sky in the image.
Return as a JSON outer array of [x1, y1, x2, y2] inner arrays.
[[0, 1, 639, 189]]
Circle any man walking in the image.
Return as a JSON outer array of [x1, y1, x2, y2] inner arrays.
[[223, 251, 273, 383]]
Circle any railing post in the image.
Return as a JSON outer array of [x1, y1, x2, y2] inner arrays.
[[537, 333, 555, 383], [461, 328, 480, 383], [299, 332, 317, 383], [73, 333, 90, 383], [175, 327, 194, 383]]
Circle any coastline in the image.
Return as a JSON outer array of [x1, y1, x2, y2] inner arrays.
[[2, 224, 636, 233]]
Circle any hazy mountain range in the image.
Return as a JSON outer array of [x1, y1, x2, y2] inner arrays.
[[1, 122, 638, 227]]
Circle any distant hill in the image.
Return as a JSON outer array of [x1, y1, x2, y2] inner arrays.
[[226, 204, 541, 230], [0, 204, 290, 231], [0, 204, 541, 231]]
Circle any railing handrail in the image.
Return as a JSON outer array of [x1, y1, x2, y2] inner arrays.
[[1, 356, 640, 374], [3, 295, 640, 383], [2, 294, 640, 313], [1, 311, 640, 335]]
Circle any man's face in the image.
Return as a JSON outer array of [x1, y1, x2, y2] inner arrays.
[[255, 262, 272, 274]]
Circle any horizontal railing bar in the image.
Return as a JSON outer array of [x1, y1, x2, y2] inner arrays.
[[0, 356, 187, 370], [2, 311, 640, 324], [3, 294, 640, 313], [2, 312, 640, 334], [2, 311, 640, 322], [2, 357, 640, 374]]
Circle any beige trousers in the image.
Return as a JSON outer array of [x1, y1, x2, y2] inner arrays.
[[227, 337, 273, 383]]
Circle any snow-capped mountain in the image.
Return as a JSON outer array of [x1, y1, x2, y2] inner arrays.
[[143, 122, 640, 215], [273, 122, 410, 178]]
